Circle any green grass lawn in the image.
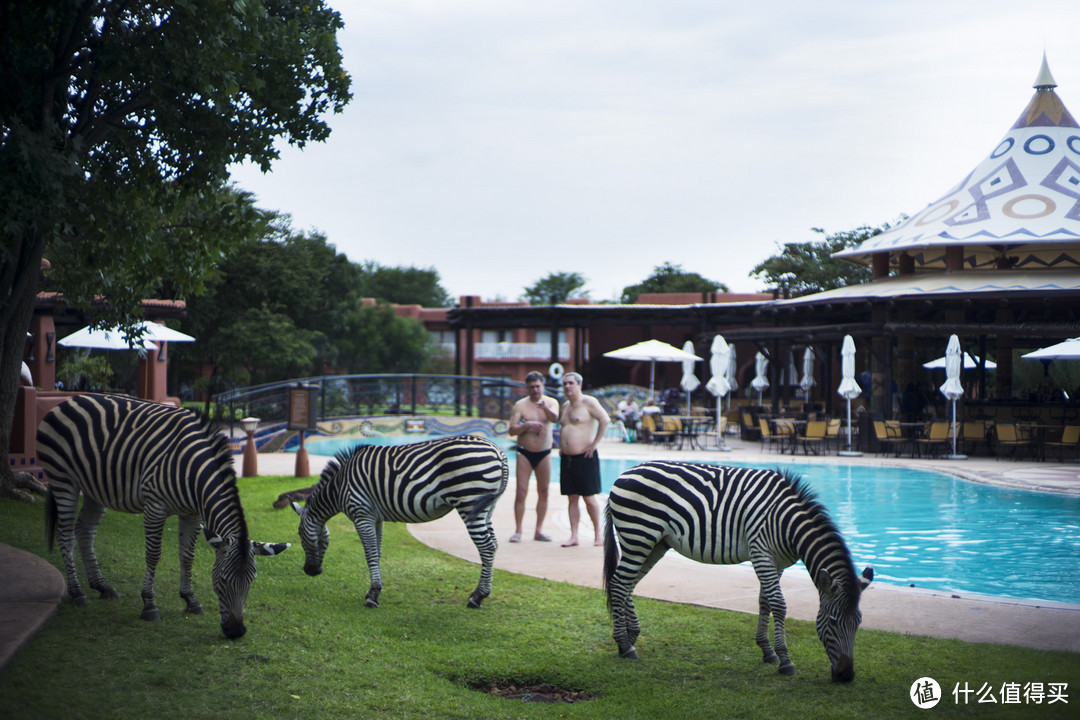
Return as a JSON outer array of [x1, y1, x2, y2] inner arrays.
[[0, 475, 1075, 719]]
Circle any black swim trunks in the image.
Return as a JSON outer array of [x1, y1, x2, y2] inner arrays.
[[559, 452, 601, 496], [515, 446, 552, 469]]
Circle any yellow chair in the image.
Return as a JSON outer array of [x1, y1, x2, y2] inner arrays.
[[914, 421, 951, 458], [873, 420, 906, 457], [1043, 425, 1080, 462], [993, 423, 1032, 461], [641, 414, 678, 446], [795, 420, 827, 455], [824, 417, 842, 453], [758, 418, 785, 453], [961, 421, 991, 456]]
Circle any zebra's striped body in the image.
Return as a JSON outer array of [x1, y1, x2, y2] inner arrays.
[[292, 435, 508, 608], [36, 394, 288, 638], [603, 461, 873, 681]]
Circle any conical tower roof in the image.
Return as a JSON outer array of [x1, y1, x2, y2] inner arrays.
[[836, 55, 1080, 271]]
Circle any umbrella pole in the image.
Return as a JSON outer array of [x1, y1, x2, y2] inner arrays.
[[945, 398, 967, 460], [838, 398, 862, 457]]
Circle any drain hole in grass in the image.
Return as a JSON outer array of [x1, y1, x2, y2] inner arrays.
[[468, 680, 596, 704]]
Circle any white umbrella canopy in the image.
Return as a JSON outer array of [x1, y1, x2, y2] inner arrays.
[[837, 336, 861, 400], [705, 335, 732, 398], [800, 347, 816, 395], [679, 340, 701, 394], [58, 325, 158, 351], [1022, 337, 1080, 360], [750, 352, 769, 403], [939, 335, 964, 401], [134, 320, 195, 343], [604, 339, 702, 396], [923, 353, 996, 370]]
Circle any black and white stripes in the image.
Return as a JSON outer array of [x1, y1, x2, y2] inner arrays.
[[37, 394, 288, 638], [292, 435, 508, 608], [603, 460, 872, 681]]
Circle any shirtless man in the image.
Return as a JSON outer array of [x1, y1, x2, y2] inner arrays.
[[507, 371, 559, 542], [558, 372, 610, 547]]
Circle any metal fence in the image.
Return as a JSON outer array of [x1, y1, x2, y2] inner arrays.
[[212, 373, 526, 430]]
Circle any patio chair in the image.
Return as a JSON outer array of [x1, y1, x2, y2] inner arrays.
[[795, 419, 828, 455], [873, 420, 907, 457], [758, 418, 785, 453], [961, 420, 991, 456], [1042, 424, 1080, 462], [640, 414, 678, 447], [914, 420, 951, 458], [993, 423, 1033, 461], [740, 411, 761, 441], [824, 417, 842, 453]]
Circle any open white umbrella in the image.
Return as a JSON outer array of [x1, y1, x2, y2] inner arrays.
[[604, 339, 701, 397], [923, 353, 996, 370], [705, 335, 733, 451], [58, 325, 158, 351], [939, 334, 965, 459], [800, 347, 816, 396], [679, 340, 701, 412], [133, 320, 196, 343], [751, 352, 769, 404], [837, 335, 862, 456], [1022, 337, 1080, 360]]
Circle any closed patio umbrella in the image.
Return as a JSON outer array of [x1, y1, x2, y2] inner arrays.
[[604, 339, 701, 397], [940, 334, 965, 459], [800, 347, 816, 396], [705, 335, 733, 451], [680, 340, 701, 415], [751, 352, 769, 404], [838, 335, 862, 456]]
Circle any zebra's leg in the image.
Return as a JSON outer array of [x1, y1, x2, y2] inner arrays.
[[354, 517, 384, 608], [611, 539, 667, 659], [140, 506, 169, 622], [74, 496, 119, 600], [458, 503, 498, 608], [752, 556, 794, 675], [177, 515, 204, 615], [49, 486, 88, 607]]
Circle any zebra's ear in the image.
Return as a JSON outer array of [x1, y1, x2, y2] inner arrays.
[[291, 501, 304, 516], [816, 568, 841, 597], [207, 534, 224, 549], [252, 541, 290, 557], [859, 566, 874, 591]]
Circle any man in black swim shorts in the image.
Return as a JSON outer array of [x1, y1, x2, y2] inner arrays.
[[557, 372, 610, 547], [507, 371, 559, 543]]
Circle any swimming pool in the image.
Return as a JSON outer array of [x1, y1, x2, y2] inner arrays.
[[296, 436, 1080, 605]]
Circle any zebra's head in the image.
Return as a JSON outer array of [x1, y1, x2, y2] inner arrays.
[[291, 501, 330, 576], [208, 534, 290, 639], [816, 565, 874, 682]]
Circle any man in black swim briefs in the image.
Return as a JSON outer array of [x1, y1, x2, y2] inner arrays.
[[507, 371, 559, 543]]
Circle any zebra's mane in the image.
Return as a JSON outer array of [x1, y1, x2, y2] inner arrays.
[[776, 467, 859, 604], [181, 406, 249, 549]]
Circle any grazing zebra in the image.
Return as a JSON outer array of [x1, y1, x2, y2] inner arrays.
[[291, 435, 508, 608], [603, 461, 873, 682], [36, 394, 289, 639]]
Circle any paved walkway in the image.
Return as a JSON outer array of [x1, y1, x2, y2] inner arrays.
[[3, 436, 1078, 671]]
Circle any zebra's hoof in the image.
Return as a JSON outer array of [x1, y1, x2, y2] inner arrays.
[[762, 652, 779, 664], [141, 607, 162, 622], [778, 661, 796, 676], [467, 594, 485, 609], [619, 647, 639, 660], [185, 602, 204, 615], [365, 598, 380, 609], [98, 587, 120, 600]]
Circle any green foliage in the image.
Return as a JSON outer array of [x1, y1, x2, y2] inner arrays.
[[750, 225, 890, 297], [0, 481, 1075, 719], [620, 262, 730, 304], [336, 303, 433, 374], [356, 262, 452, 308], [522, 271, 589, 305], [55, 354, 110, 391]]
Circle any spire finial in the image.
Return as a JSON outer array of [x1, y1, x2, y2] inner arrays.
[[1034, 51, 1057, 90]]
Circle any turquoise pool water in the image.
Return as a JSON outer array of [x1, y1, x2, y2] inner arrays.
[[297, 435, 1080, 605]]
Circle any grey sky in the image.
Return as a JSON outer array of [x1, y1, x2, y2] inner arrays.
[[229, 1, 1079, 302]]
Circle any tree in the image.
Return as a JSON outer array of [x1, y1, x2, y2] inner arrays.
[[335, 303, 433, 374], [522, 271, 589, 305], [356, 262, 452, 308], [750, 224, 892, 297], [1, 2, 351, 487], [620, 262, 730, 304]]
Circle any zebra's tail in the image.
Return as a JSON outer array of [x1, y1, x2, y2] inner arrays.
[[602, 502, 619, 616], [464, 491, 502, 525], [45, 488, 58, 552]]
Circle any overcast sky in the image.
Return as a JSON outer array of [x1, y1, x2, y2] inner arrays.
[[229, 1, 1080, 303]]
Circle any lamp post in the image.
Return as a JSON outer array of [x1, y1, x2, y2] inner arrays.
[[241, 417, 260, 477]]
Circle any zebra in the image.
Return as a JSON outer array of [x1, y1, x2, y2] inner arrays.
[[291, 435, 508, 609], [603, 460, 873, 682], [36, 393, 290, 639]]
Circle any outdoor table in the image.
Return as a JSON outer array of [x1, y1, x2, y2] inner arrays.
[[676, 416, 714, 450]]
